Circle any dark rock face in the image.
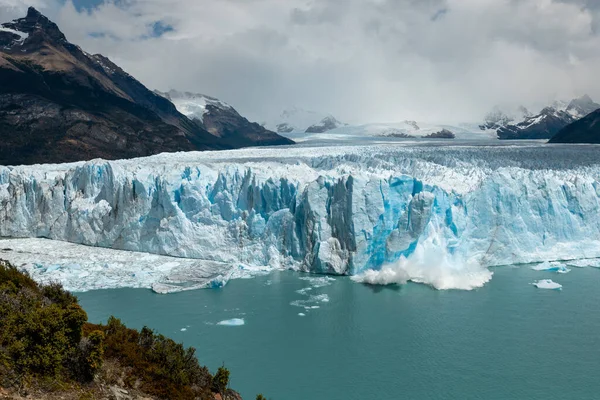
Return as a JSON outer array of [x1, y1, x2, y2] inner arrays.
[[497, 107, 575, 140], [549, 109, 600, 144], [156, 90, 293, 147], [0, 8, 291, 166], [305, 116, 343, 133], [423, 129, 455, 139], [276, 123, 294, 133], [377, 128, 415, 138]]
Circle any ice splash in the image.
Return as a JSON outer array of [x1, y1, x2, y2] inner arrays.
[[217, 318, 245, 326], [532, 279, 562, 290], [351, 226, 493, 290], [531, 261, 571, 274]]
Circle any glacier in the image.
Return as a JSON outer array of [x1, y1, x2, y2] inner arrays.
[[1, 142, 600, 292]]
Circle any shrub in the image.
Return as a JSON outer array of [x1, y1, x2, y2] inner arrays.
[[212, 366, 230, 394]]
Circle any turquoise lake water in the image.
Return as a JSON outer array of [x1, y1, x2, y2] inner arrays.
[[77, 266, 600, 400]]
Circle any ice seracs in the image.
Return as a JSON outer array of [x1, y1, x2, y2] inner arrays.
[[1, 143, 599, 293]]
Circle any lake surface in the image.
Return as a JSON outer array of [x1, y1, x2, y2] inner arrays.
[[78, 266, 600, 400]]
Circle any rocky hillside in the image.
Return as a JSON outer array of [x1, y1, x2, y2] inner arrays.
[[548, 108, 600, 144], [156, 90, 293, 147], [0, 259, 244, 400], [0, 8, 291, 166]]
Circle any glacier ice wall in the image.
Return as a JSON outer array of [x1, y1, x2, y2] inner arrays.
[[1, 144, 600, 289]]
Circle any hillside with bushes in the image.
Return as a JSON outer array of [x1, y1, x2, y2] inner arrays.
[[0, 260, 244, 400]]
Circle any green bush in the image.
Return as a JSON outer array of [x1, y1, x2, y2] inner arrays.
[[0, 261, 245, 399], [85, 317, 213, 399], [212, 365, 230, 394], [0, 261, 87, 379]]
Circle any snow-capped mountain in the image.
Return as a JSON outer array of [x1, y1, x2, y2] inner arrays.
[[156, 90, 292, 146], [479, 105, 532, 131], [482, 95, 600, 140], [271, 107, 345, 134], [305, 115, 346, 133], [565, 94, 600, 119], [300, 121, 485, 140], [155, 90, 233, 124], [0, 8, 292, 166]]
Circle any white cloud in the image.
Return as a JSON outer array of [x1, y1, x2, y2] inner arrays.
[[3, 0, 600, 124]]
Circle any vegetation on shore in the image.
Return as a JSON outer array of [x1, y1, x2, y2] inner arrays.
[[0, 260, 242, 399]]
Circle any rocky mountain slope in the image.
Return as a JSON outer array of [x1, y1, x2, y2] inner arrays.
[[548, 108, 600, 143], [481, 95, 600, 140], [271, 107, 345, 134], [156, 90, 293, 147], [0, 8, 291, 166]]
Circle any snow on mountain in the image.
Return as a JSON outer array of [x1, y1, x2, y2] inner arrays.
[[295, 121, 491, 141], [156, 90, 232, 123], [270, 107, 343, 134], [482, 95, 600, 140], [1, 143, 599, 292], [479, 105, 531, 131], [305, 116, 346, 133], [565, 94, 600, 119]]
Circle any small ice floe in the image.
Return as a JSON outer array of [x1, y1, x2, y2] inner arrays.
[[217, 318, 245, 326], [532, 279, 562, 290], [298, 313, 306, 317], [180, 328, 187, 331], [531, 261, 571, 274]]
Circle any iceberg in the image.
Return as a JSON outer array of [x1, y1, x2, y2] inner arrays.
[[217, 318, 245, 326], [532, 279, 563, 290], [0, 143, 599, 292], [531, 261, 571, 274]]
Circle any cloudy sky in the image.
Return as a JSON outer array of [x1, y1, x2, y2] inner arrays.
[[2, 0, 600, 124]]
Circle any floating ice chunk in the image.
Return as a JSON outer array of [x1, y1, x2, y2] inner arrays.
[[296, 287, 313, 295], [298, 276, 336, 288], [532, 279, 562, 290], [531, 261, 571, 274], [217, 318, 245, 326], [298, 313, 306, 317], [180, 328, 187, 331], [566, 258, 600, 268], [310, 306, 320, 309]]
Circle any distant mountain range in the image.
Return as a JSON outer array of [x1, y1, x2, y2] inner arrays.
[[481, 95, 600, 140], [0, 8, 291, 166], [270, 107, 346, 134]]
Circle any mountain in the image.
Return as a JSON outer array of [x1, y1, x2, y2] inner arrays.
[[0, 8, 291, 166], [271, 107, 344, 134], [496, 107, 575, 140], [156, 90, 293, 147], [423, 128, 455, 139], [564, 94, 600, 119], [548, 108, 600, 143], [483, 95, 600, 140], [479, 105, 531, 131], [305, 115, 345, 133]]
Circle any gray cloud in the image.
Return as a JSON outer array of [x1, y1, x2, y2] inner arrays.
[[3, 0, 600, 124]]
